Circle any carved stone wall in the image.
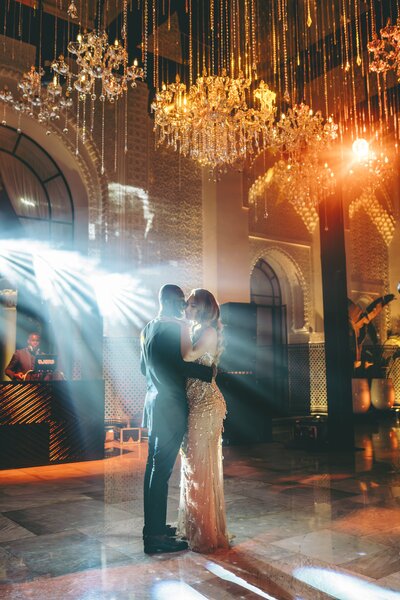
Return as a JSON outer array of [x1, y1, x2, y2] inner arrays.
[[349, 205, 390, 340]]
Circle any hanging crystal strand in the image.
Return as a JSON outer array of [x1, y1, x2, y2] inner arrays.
[[63, 99, 69, 133], [189, 0, 193, 85], [124, 89, 128, 154], [82, 94, 86, 143], [231, 0, 236, 75], [101, 98, 105, 175], [322, 20, 329, 119], [90, 95, 95, 132], [282, 0, 290, 102], [219, 0, 223, 72], [354, 0, 362, 67], [75, 92, 80, 155], [225, 0, 229, 72], [114, 100, 118, 172], [123, 0, 128, 154], [210, 0, 214, 74], [3, 0, 7, 53], [250, 0, 257, 76], [2, 99, 6, 126], [271, 1, 276, 78], [18, 0, 22, 38], [347, 3, 358, 137], [307, 0, 312, 27], [236, 0, 240, 74], [244, 0, 250, 79], [152, 0, 158, 88]]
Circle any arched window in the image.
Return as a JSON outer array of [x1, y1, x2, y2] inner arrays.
[[250, 258, 282, 306], [0, 126, 74, 247]]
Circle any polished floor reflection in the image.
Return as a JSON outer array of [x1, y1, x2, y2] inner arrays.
[[1, 418, 400, 599]]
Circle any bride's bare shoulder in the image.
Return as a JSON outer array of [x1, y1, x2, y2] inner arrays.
[[198, 326, 217, 342]]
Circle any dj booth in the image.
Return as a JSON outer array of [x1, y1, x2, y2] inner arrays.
[[0, 380, 105, 469]]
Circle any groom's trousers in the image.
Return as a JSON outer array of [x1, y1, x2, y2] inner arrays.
[[143, 410, 186, 537]]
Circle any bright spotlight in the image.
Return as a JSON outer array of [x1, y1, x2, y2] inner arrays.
[[152, 581, 208, 599], [294, 567, 400, 599], [205, 562, 278, 599], [352, 138, 369, 161]]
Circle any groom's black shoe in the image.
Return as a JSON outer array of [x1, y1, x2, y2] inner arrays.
[[144, 534, 188, 554], [165, 524, 177, 537]]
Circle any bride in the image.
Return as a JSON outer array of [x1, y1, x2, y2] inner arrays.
[[177, 288, 229, 553]]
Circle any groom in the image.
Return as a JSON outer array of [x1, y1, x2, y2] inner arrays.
[[140, 284, 214, 554]]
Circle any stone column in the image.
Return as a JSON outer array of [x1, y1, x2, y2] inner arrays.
[[0, 290, 18, 380], [202, 170, 250, 304]]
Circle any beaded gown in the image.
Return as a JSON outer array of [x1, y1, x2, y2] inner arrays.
[[178, 352, 229, 553]]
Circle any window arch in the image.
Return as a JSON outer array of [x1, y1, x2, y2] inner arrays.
[[0, 125, 74, 247], [250, 258, 282, 306]]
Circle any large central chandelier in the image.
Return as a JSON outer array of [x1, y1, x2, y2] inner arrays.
[[152, 70, 276, 171], [151, 0, 277, 172]]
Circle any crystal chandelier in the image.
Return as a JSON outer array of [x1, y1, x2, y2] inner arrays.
[[274, 104, 338, 159], [248, 104, 338, 226], [368, 19, 400, 79], [51, 31, 144, 104], [152, 70, 276, 171], [151, 0, 277, 172], [0, 66, 72, 132]]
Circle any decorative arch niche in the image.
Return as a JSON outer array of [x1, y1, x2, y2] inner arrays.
[[250, 246, 310, 341]]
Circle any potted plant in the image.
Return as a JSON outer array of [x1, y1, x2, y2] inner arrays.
[[349, 294, 396, 413], [367, 341, 400, 410]]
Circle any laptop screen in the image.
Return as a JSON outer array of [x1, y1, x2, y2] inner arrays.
[[34, 355, 57, 371]]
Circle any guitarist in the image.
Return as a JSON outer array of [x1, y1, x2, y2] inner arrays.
[[5, 332, 41, 381]]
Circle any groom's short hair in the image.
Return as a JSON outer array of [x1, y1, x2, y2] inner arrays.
[[159, 284, 184, 307]]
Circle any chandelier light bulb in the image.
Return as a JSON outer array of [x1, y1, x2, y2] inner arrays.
[[352, 138, 369, 161]]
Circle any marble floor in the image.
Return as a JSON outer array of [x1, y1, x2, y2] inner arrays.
[[1, 418, 400, 599]]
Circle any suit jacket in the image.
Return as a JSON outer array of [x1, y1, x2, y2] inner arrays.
[[5, 348, 36, 380], [140, 318, 213, 435]]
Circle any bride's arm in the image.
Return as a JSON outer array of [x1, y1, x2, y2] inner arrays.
[[181, 324, 217, 361]]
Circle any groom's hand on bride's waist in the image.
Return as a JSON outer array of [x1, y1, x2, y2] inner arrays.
[[212, 363, 218, 379]]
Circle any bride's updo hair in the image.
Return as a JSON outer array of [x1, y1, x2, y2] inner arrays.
[[190, 288, 224, 363]]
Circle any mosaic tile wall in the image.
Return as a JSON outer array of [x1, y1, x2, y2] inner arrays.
[[103, 336, 145, 424]]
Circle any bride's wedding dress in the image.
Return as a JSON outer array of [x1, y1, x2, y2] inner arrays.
[[178, 352, 229, 553]]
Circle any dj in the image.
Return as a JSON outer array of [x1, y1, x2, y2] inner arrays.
[[5, 332, 42, 381]]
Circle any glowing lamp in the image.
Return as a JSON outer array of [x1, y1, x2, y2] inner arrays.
[[352, 138, 369, 161]]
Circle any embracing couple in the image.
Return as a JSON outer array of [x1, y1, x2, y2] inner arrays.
[[140, 284, 229, 554]]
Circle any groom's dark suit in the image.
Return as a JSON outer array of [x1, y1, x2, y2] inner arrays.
[[141, 317, 213, 536]]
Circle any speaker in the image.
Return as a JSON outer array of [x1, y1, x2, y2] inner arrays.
[[220, 302, 257, 373], [0, 424, 50, 468], [217, 373, 272, 445]]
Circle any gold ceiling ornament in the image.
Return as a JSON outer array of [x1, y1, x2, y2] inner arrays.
[[151, 70, 277, 171], [368, 19, 400, 80]]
